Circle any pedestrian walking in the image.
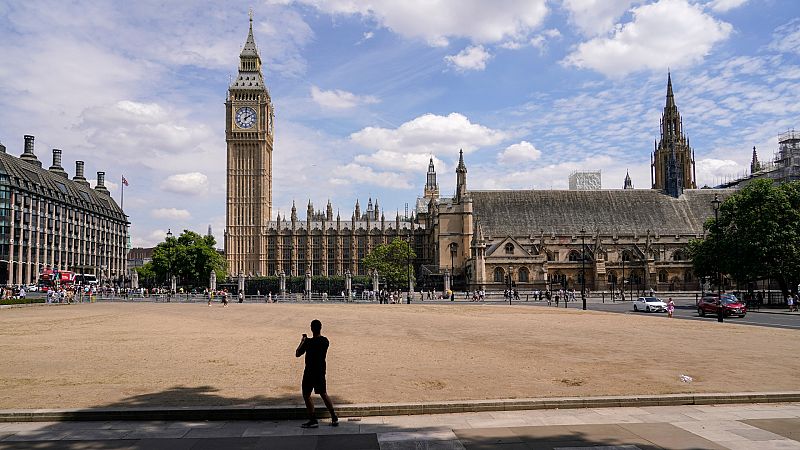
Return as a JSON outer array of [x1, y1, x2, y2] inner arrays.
[[221, 289, 228, 307], [238, 291, 244, 303], [788, 294, 795, 312], [667, 297, 675, 318], [295, 319, 338, 428]]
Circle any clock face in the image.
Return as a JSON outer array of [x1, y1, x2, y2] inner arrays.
[[235, 106, 256, 129]]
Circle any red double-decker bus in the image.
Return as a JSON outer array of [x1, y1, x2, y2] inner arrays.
[[37, 268, 75, 292]]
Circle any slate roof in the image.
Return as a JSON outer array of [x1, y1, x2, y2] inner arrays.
[[470, 189, 731, 237], [0, 151, 126, 221]]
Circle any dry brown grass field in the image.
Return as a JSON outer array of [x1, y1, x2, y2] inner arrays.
[[0, 302, 795, 409]]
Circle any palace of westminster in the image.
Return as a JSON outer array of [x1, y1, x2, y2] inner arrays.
[[2, 18, 797, 291], [224, 17, 747, 293]]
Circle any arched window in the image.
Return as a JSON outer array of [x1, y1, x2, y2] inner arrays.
[[684, 270, 693, 282], [673, 250, 685, 261], [622, 250, 632, 262], [504, 243, 514, 254], [493, 267, 505, 282], [658, 270, 668, 283], [568, 250, 582, 261], [518, 267, 529, 282], [607, 271, 617, 284]]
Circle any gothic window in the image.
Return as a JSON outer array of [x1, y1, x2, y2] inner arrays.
[[504, 243, 514, 254], [493, 267, 505, 283], [672, 250, 685, 261], [568, 250, 582, 261], [658, 270, 668, 283], [684, 270, 693, 282], [518, 267, 529, 282], [607, 271, 618, 284], [621, 250, 633, 262]]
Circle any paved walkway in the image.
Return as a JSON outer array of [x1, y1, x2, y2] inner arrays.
[[1, 402, 799, 449]]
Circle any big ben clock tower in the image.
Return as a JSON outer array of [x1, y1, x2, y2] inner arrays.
[[225, 13, 274, 276]]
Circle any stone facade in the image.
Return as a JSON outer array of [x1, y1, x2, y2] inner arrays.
[[651, 73, 696, 197], [262, 199, 427, 277], [0, 136, 128, 286], [421, 76, 728, 293], [225, 16, 275, 277]]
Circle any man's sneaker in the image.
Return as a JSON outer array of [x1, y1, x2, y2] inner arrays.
[[330, 415, 339, 427], [301, 419, 319, 428]]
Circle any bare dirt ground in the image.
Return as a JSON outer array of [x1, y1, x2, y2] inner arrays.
[[0, 302, 796, 409]]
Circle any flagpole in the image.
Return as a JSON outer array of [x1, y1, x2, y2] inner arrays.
[[121, 175, 124, 211]]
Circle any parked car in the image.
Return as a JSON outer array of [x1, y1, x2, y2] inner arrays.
[[697, 294, 747, 318], [26, 284, 39, 292], [633, 296, 667, 312]]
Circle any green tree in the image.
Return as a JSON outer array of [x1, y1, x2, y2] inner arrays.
[[150, 230, 226, 288], [362, 238, 415, 290], [689, 179, 800, 295], [134, 263, 156, 288]]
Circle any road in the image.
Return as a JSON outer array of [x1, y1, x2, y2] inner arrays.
[[484, 296, 800, 330]]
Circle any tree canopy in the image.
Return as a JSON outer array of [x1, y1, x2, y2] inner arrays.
[[136, 230, 226, 289], [362, 238, 415, 290], [689, 179, 800, 294]]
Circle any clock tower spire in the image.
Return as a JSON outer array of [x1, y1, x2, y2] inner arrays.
[[225, 13, 274, 277]]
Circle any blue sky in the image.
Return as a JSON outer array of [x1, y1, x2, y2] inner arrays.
[[0, 0, 798, 247]]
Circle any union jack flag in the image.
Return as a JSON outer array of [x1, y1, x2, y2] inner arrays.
[[122, 175, 129, 186]]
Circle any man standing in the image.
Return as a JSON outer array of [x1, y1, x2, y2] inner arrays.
[[295, 319, 338, 428]]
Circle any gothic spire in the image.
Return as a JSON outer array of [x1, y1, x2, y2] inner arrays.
[[750, 146, 761, 173], [456, 149, 467, 173], [624, 170, 633, 189], [241, 10, 259, 58], [455, 149, 468, 202], [666, 71, 675, 109]]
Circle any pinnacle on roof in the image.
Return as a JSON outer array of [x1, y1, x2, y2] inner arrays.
[[665, 71, 675, 109], [456, 149, 466, 172], [241, 10, 259, 59], [428, 157, 435, 172]]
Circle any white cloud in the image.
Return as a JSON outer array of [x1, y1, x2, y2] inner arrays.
[[350, 113, 507, 156], [161, 172, 210, 195], [695, 158, 747, 186], [310, 85, 379, 109], [280, 0, 548, 46], [355, 151, 445, 173], [564, 0, 732, 77], [445, 45, 491, 71], [132, 229, 171, 248], [151, 208, 192, 220], [562, 0, 637, 37], [707, 0, 749, 13], [498, 141, 542, 165], [769, 19, 800, 56], [332, 163, 414, 189]]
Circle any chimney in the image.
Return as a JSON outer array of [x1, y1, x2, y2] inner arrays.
[[48, 149, 68, 178], [73, 160, 90, 186], [20, 135, 42, 167], [94, 171, 110, 195]]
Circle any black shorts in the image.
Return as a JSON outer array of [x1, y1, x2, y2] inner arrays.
[[302, 372, 327, 395]]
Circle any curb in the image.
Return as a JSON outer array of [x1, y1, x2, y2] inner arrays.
[[2, 391, 799, 422], [750, 310, 799, 316]]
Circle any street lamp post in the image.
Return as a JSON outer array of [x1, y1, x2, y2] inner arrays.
[[407, 235, 413, 304], [507, 265, 513, 306], [166, 229, 173, 303], [580, 228, 586, 310], [621, 248, 626, 302], [712, 193, 723, 323]]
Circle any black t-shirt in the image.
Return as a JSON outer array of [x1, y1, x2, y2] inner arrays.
[[301, 336, 329, 375]]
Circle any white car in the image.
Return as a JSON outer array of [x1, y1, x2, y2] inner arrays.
[[633, 296, 667, 312]]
